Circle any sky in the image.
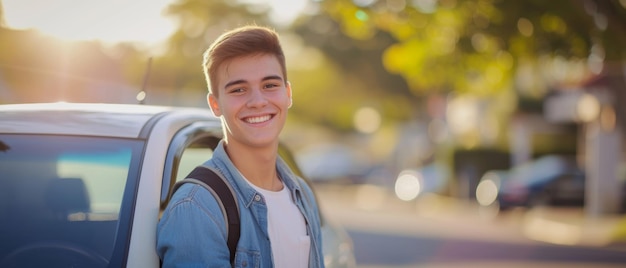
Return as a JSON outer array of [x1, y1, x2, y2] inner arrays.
[[2, 0, 308, 46]]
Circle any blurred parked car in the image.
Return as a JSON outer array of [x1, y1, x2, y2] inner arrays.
[[476, 155, 585, 211], [0, 102, 355, 268], [296, 142, 368, 184]]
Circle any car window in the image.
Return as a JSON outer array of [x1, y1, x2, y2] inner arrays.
[[176, 147, 215, 182], [57, 150, 130, 216], [0, 134, 143, 267]]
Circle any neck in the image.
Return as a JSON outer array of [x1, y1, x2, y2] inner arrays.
[[224, 141, 283, 191]]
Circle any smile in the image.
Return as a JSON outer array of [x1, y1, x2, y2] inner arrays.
[[244, 115, 272, 124]]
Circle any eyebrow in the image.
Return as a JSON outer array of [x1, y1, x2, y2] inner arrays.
[[223, 75, 284, 89]]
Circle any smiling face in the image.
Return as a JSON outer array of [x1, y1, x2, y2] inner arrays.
[[208, 53, 292, 149]]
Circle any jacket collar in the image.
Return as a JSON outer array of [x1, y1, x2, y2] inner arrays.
[[210, 140, 302, 207]]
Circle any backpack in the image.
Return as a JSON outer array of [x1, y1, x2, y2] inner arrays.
[[172, 166, 240, 264]]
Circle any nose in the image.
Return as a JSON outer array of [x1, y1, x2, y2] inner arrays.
[[246, 88, 268, 108]]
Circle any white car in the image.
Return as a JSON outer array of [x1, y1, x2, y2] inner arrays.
[[0, 102, 355, 268]]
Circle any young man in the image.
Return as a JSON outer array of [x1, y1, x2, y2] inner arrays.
[[157, 26, 325, 268]]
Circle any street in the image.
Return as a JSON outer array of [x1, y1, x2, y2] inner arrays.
[[347, 230, 626, 267], [315, 184, 626, 268]]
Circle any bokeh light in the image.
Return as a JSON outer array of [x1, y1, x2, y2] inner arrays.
[[395, 170, 421, 201], [354, 106, 381, 134]]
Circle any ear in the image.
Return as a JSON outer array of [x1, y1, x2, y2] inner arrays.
[[207, 93, 221, 117], [286, 81, 293, 109]]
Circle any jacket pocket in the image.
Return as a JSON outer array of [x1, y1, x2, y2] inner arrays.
[[233, 250, 260, 268]]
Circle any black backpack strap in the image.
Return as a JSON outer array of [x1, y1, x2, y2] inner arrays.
[[172, 166, 240, 264]]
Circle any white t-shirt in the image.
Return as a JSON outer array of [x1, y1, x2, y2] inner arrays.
[[245, 177, 311, 268]]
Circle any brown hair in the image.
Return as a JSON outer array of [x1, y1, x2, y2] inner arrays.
[[202, 25, 287, 95]]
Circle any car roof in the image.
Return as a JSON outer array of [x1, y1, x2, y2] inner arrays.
[[0, 102, 218, 138]]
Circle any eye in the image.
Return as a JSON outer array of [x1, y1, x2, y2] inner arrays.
[[260, 76, 284, 90], [264, 84, 276, 89], [228, 87, 245, 94]]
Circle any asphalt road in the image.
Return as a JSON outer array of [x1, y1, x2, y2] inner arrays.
[[348, 229, 626, 267], [314, 184, 626, 268]]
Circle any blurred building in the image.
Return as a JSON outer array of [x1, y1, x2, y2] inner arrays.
[[543, 68, 625, 216]]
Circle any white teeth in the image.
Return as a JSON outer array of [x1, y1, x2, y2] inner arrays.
[[245, 115, 271, 123]]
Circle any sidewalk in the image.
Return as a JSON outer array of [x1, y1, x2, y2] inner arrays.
[[314, 184, 626, 250]]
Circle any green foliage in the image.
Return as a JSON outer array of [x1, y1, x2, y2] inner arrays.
[[154, 0, 273, 93], [291, 12, 416, 131], [312, 0, 626, 98], [283, 0, 626, 137]]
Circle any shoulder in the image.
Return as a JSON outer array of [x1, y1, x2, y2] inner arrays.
[[169, 182, 209, 204], [162, 182, 224, 221]]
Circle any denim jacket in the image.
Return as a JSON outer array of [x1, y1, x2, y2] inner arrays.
[[157, 141, 324, 268]]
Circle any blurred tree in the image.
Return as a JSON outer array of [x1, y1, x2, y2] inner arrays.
[[150, 0, 272, 103], [286, 0, 626, 158], [307, 0, 626, 98], [291, 14, 418, 131]]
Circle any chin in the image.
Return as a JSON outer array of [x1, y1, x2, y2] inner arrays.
[[227, 135, 279, 149]]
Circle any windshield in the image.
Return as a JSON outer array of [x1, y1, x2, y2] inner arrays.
[[0, 134, 143, 267]]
